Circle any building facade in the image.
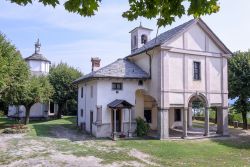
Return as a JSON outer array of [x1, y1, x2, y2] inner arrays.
[[8, 39, 58, 119], [75, 19, 231, 139]]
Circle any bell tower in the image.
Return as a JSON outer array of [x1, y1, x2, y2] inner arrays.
[[129, 22, 153, 53]]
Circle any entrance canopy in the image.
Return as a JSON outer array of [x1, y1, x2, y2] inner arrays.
[[107, 99, 133, 109]]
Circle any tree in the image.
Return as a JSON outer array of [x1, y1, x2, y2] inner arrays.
[[49, 63, 82, 119], [20, 76, 54, 124], [228, 51, 250, 129], [8, 0, 220, 26], [0, 33, 30, 107]]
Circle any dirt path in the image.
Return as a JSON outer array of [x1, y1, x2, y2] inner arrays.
[[0, 126, 157, 167]]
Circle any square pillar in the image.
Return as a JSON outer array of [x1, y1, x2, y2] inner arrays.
[[182, 108, 188, 138], [188, 107, 192, 129], [217, 107, 229, 136], [157, 108, 169, 139], [112, 109, 117, 140], [128, 109, 132, 138], [204, 107, 209, 136]]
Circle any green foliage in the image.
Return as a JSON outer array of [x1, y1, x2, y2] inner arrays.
[[0, 111, 4, 117], [135, 117, 150, 137], [20, 76, 54, 124], [7, 0, 220, 27], [0, 33, 30, 105], [49, 63, 82, 118], [228, 51, 250, 129]]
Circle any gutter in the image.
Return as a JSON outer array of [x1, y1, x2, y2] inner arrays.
[[145, 50, 152, 79]]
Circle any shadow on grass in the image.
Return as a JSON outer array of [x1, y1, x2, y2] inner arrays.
[[210, 128, 250, 150]]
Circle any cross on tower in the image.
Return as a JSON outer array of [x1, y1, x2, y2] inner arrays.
[[35, 39, 41, 54]]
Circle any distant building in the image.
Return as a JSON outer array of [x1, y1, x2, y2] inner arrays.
[[75, 19, 231, 139], [8, 39, 58, 119]]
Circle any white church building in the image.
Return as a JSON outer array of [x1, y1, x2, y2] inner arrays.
[[74, 19, 232, 139], [8, 39, 58, 119]]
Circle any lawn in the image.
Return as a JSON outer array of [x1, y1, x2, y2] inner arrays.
[[1, 116, 250, 166]]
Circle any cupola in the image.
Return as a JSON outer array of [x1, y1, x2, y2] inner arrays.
[[129, 22, 153, 53]]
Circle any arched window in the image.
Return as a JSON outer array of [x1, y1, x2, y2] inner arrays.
[[141, 34, 147, 44], [133, 35, 137, 47]]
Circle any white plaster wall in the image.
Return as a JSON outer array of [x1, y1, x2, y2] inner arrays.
[[168, 52, 184, 90], [167, 35, 183, 48], [8, 103, 48, 117], [28, 60, 41, 72], [208, 57, 221, 91], [186, 24, 206, 51], [208, 38, 221, 53], [96, 79, 147, 124], [187, 54, 206, 91], [77, 83, 85, 126]]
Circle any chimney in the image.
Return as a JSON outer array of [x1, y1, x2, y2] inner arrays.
[[91, 57, 101, 72]]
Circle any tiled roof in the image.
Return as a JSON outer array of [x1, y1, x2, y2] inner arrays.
[[74, 58, 149, 83], [107, 99, 133, 109], [24, 53, 51, 63], [129, 19, 196, 56]]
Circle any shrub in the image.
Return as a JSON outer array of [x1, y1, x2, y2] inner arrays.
[[135, 117, 150, 137], [2, 124, 29, 134], [0, 110, 5, 117]]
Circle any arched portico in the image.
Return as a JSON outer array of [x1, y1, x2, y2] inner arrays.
[[182, 93, 209, 138], [135, 89, 158, 132]]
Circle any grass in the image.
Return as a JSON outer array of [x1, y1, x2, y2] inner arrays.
[[28, 116, 76, 137], [117, 138, 250, 166], [1, 116, 250, 166]]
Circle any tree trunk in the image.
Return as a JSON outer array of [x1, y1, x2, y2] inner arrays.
[[242, 111, 248, 130], [57, 104, 63, 119], [24, 105, 32, 125]]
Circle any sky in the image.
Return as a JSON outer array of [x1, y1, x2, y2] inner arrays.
[[0, 0, 250, 74]]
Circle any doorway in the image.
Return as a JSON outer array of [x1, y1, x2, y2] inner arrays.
[[112, 109, 122, 132]]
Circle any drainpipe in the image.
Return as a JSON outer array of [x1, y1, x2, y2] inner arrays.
[[146, 50, 152, 79]]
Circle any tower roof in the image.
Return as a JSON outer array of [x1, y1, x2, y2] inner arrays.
[[129, 22, 153, 33], [24, 39, 51, 63]]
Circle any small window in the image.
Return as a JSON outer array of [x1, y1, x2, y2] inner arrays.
[[81, 109, 83, 117], [81, 87, 83, 98], [112, 83, 123, 90], [138, 80, 143, 86], [90, 86, 93, 98], [193, 61, 201, 80], [175, 109, 181, 122], [141, 34, 147, 44], [144, 110, 152, 123], [133, 36, 137, 47]]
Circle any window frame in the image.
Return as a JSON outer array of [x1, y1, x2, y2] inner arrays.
[[81, 109, 83, 117], [138, 80, 143, 86], [112, 82, 123, 91], [193, 61, 201, 81], [141, 34, 147, 44], [81, 87, 83, 98]]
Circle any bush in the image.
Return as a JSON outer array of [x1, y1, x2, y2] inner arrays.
[[135, 117, 150, 137], [0, 110, 5, 117], [2, 124, 29, 134]]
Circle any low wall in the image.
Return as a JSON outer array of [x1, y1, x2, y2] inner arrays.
[[194, 116, 250, 129]]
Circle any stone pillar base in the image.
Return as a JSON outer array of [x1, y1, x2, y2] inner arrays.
[[128, 131, 133, 138]]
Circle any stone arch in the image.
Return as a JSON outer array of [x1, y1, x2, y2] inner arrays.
[[135, 89, 158, 130], [187, 92, 209, 108]]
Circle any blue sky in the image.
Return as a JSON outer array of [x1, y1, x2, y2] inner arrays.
[[0, 0, 249, 74]]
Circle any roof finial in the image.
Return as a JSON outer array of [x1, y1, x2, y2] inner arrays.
[[35, 38, 41, 54]]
